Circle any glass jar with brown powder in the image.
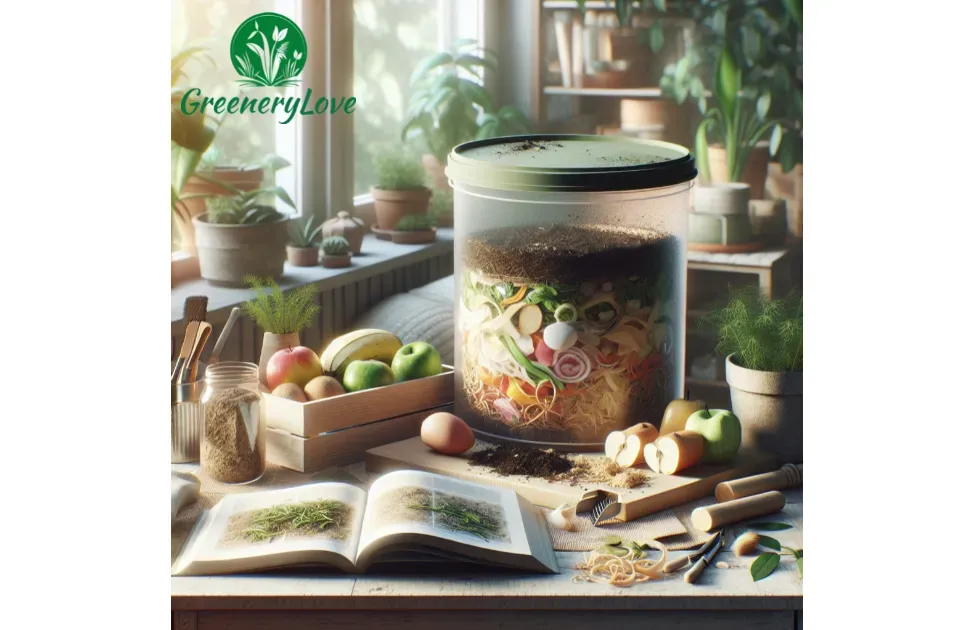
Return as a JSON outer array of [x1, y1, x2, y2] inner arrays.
[[200, 362, 266, 484]]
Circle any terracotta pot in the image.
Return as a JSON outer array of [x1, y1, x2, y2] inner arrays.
[[620, 98, 679, 131], [726, 355, 802, 464], [286, 245, 319, 267], [193, 214, 289, 286], [322, 253, 352, 269], [174, 167, 264, 255], [258, 332, 300, 387], [371, 186, 431, 230], [766, 162, 803, 240], [422, 154, 450, 191], [706, 145, 770, 200], [391, 228, 436, 245], [321, 211, 367, 254]]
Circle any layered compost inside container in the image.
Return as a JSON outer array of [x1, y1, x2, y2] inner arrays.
[[458, 223, 682, 445]]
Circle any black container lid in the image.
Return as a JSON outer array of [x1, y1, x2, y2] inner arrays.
[[446, 134, 697, 193]]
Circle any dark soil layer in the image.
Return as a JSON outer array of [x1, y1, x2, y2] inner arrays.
[[463, 224, 679, 282], [469, 444, 575, 478]]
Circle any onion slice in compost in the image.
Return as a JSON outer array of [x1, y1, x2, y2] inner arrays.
[[552, 347, 593, 383]]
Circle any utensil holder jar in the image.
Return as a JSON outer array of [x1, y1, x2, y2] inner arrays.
[[446, 135, 697, 449], [171, 360, 206, 463]]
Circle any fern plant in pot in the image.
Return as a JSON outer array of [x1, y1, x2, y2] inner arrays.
[[370, 146, 431, 232], [701, 285, 802, 463], [242, 277, 320, 386], [188, 185, 295, 286]]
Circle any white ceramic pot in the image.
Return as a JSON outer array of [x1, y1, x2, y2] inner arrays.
[[693, 183, 751, 216], [726, 355, 802, 464]]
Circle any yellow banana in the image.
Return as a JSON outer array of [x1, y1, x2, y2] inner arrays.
[[320, 329, 403, 380]]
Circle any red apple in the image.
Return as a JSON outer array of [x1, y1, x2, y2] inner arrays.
[[266, 346, 323, 390]]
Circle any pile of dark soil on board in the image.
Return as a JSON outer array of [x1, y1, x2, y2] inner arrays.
[[463, 224, 679, 283], [469, 444, 574, 478]]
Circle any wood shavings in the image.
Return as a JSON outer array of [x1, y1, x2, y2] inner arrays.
[[558, 456, 648, 489], [715, 561, 730, 569], [572, 539, 667, 588]]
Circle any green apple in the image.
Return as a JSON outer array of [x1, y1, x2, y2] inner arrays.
[[685, 408, 742, 463], [342, 359, 395, 392], [391, 342, 442, 382]]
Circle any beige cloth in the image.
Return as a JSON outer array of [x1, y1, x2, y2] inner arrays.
[[171, 463, 719, 565]]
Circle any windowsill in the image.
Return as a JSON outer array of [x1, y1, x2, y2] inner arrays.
[[170, 229, 453, 326]]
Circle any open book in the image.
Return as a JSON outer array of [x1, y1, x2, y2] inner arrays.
[[172, 470, 558, 576]]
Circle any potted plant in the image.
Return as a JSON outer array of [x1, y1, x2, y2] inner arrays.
[[242, 277, 320, 387], [188, 185, 295, 286], [320, 210, 367, 254], [692, 48, 784, 216], [403, 40, 531, 189], [429, 188, 454, 228], [287, 216, 322, 267], [320, 236, 352, 269], [370, 147, 431, 231], [391, 214, 436, 245], [701, 285, 802, 464]]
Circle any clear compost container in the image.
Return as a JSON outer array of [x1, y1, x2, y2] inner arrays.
[[445, 135, 697, 450]]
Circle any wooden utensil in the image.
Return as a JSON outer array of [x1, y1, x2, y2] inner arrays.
[[172, 296, 208, 385], [663, 530, 721, 574], [209, 307, 240, 365], [691, 491, 786, 532], [182, 322, 212, 383], [685, 529, 724, 584], [715, 463, 802, 502]]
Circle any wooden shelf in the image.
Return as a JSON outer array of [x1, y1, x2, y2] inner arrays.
[[544, 86, 664, 98]]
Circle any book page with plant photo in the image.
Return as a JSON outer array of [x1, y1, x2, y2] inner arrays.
[[355, 470, 558, 573], [173, 483, 367, 576]]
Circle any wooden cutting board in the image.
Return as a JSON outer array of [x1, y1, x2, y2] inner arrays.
[[365, 437, 779, 520]]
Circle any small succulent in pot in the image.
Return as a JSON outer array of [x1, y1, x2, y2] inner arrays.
[[320, 236, 352, 269], [287, 216, 323, 267], [391, 214, 436, 245]]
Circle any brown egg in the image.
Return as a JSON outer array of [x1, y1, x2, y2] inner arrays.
[[304, 375, 345, 401], [421, 412, 475, 455], [272, 382, 307, 402]]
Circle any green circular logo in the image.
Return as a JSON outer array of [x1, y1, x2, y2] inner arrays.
[[230, 12, 307, 87]]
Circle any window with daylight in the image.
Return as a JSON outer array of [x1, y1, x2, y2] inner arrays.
[[353, 0, 484, 197], [171, 0, 302, 253]]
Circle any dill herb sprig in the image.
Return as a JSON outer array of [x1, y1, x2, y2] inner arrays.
[[700, 285, 803, 372], [409, 495, 503, 541], [243, 500, 348, 542], [242, 276, 320, 334]]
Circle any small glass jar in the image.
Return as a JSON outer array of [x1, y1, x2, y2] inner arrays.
[[200, 362, 266, 484]]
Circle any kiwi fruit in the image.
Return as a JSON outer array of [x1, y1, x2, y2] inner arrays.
[[304, 375, 345, 401]]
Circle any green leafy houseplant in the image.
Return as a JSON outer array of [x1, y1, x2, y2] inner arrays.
[[199, 185, 295, 225], [289, 216, 323, 248], [402, 39, 532, 165], [171, 46, 218, 221], [321, 236, 350, 256], [659, 0, 802, 172], [243, 276, 320, 334], [694, 48, 785, 184], [701, 284, 802, 373]]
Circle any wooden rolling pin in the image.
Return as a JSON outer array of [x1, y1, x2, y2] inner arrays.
[[691, 491, 786, 532], [715, 463, 802, 502]]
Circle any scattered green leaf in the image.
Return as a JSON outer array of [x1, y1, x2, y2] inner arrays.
[[750, 552, 781, 582], [796, 557, 803, 579], [749, 522, 792, 531], [604, 535, 623, 546], [757, 535, 781, 551]]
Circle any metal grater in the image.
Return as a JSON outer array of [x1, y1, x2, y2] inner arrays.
[[575, 489, 622, 526]]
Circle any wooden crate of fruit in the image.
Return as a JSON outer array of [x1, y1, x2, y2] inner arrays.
[[264, 366, 455, 472]]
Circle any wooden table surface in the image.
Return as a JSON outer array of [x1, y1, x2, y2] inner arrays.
[[172, 462, 802, 630]]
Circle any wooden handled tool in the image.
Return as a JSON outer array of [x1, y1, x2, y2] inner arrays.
[[172, 296, 208, 385], [208, 307, 240, 365], [691, 491, 786, 532], [685, 529, 724, 584], [715, 463, 802, 502], [183, 322, 212, 383], [663, 530, 720, 574]]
